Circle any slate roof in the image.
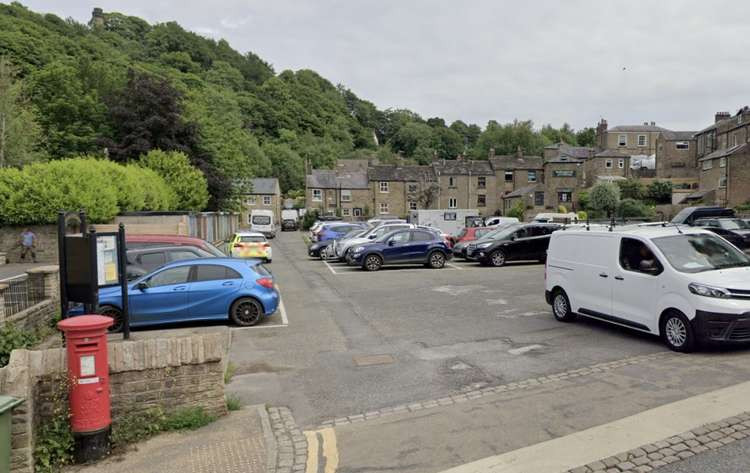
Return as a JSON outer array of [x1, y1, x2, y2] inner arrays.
[[661, 130, 696, 141], [504, 183, 544, 198], [432, 159, 494, 175], [545, 143, 594, 160], [489, 155, 544, 170], [697, 143, 748, 162], [608, 125, 669, 133], [306, 169, 369, 189], [335, 159, 371, 173], [237, 178, 279, 194], [367, 165, 436, 182]]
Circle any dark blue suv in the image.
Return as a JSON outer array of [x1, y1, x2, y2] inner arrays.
[[346, 228, 452, 271]]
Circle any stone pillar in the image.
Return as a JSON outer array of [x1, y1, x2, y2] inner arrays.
[[25, 266, 59, 301], [0, 282, 7, 323]]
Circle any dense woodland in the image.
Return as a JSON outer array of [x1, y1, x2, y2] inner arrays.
[[0, 2, 595, 215]]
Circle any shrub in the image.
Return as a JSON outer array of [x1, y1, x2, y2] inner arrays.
[[558, 204, 568, 214], [301, 209, 319, 230], [577, 210, 588, 222], [589, 182, 621, 217], [617, 198, 655, 218], [507, 201, 525, 220], [616, 178, 645, 200], [0, 323, 39, 367], [139, 150, 209, 211], [646, 180, 673, 204]]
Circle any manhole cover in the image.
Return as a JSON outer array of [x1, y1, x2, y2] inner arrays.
[[353, 354, 396, 367]]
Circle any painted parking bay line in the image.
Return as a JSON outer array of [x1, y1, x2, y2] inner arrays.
[[305, 427, 339, 473], [323, 260, 338, 275]]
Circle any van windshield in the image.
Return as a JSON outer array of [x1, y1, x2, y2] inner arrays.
[[652, 233, 750, 273], [252, 215, 272, 225]]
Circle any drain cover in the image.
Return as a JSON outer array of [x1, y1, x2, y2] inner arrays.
[[353, 354, 396, 367]]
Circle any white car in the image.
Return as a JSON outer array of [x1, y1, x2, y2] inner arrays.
[[335, 223, 414, 261], [484, 216, 519, 227], [545, 225, 750, 352]]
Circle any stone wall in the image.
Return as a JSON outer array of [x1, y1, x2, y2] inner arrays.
[[0, 331, 229, 473], [1, 266, 59, 331], [0, 225, 58, 264]]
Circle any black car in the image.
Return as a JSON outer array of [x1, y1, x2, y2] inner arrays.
[[671, 206, 735, 225], [125, 245, 213, 280], [694, 218, 750, 250], [466, 223, 560, 267]]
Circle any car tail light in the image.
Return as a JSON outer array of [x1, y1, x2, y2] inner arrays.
[[234, 243, 244, 248], [256, 277, 274, 289], [263, 243, 270, 248]]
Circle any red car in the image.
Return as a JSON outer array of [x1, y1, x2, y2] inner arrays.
[[125, 234, 226, 256], [455, 226, 497, 244]]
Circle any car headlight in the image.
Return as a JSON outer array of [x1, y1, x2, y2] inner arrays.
[[477, 242, 493, 249], [354, 246, 365, 253], [688, 283, 731, 298]]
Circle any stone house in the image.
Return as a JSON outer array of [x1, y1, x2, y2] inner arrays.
[[432, 159, 498, 215], [305, 168, 370, 219], [488, 149, 544, 195], [501, 183, 546, 216], [240, 178, 281, 227], [368, 164, 437, 217], [655, 131, 698, 179], [695, 108, 750, 207], [584, 150, 631, 187], [543, 156, 586, 210], [595, 119, 665, 156]]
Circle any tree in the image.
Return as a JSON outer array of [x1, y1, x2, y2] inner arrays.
[[577, 190, 590, 211], [616, 178, 645, 200], [472, 120, 548, 158], [617, 198, 654, 219], [507, 201, 525, 220], [388, 122, 434, 158], [0, 58, 44, 166], [139, 149, 209, 210], [575, 127, 596, 147], [589, 182, 621, 217], [262, 142, 304, 193], [647, 180, 673, 204]]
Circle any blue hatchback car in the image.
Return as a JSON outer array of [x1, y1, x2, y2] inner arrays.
[[347, 228, 452, 271], [71, 258, 279, 330]]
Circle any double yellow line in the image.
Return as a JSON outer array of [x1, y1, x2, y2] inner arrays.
[[304, 427, 339, 473]]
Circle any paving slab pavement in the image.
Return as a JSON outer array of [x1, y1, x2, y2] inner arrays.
[[66, 405, 274, 473]]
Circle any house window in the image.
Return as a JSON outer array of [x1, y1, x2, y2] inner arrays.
[[263, 195, 272, 205], [731, 134, 738, 147], [448, 198, 457, 209], [719, 157, 726, 168], [553, 170, 575, 177], [618, 134, 627, 147], [618, 159, 625, 169], [477, 176, 486, 189], [558, 191, 572, 203], [408, 200, 417, 210], [637, 135, 647, 146], [702, 160, 713, 171], [379, 181, 389, 193], [477, 195, 486, 207], [379, 202, 389, 214], [504, 171, 513, 182], [528, 170, 537, 182], [353, 208, 362, 217], [534, 191, 545, 206], [408, 183, 418, 193], [342, 208, 351, 217], [247, 196, 257, 206], [311, 189, 322, 202], [719, 175, 727, 188], [605, 159, 613, 168], [675, 141, 689, 150], [448, 176, 456, 188], [340, 189, 352, 202]]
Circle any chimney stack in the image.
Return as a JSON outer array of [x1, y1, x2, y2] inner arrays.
[[90, 7, 105, 28], [715, 111, 731, 123], [488, 147, 495, 159]]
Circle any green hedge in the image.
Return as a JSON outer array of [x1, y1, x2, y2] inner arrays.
[[0, 157, 179, 224]]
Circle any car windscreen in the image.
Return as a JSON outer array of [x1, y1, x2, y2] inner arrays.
[[252, 215, 272, 225], [456, 228, 468, 239], [344, 230, 364, 239], [719, 219, 750, 230], [652, 233, 750, 273], [240, 235, 266, 243], [204, 241, 226, 257], [481, 224, 520, 241]]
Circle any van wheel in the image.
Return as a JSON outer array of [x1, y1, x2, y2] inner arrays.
[[230, 298, 263, 326], [364, 254, 383, 271], [551, 290, 576, 322], [427, 251, 446, 269], [489, 250, 506, 267], [661, 311, 695, 353]]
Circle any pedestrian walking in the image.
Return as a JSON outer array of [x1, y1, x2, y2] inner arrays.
[[20, 227, 37, 262]]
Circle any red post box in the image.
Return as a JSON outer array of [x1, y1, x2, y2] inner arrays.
[[57, 315, 114, 462]]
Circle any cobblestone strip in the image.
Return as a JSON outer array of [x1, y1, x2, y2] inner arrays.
[[268, 407, 307, 473], [318, 351, 673, 428], [564, 411, 750, 473]]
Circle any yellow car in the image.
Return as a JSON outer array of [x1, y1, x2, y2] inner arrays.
[[229, 232, 272, 263]]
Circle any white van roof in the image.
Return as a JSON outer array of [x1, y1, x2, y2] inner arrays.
[[556, 224, 711, 240]]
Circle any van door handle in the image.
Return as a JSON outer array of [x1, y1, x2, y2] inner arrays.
[[599, 273, 608, 278], [614, 276, 624, 281]]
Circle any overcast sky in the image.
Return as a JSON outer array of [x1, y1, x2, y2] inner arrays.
[[20, 0, 750, 131]]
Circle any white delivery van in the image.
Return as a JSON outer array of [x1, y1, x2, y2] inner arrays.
[[281, 209, 299, 231], [533, 212, 579, 224], [408, 209, 480, 236], [485, 216, 519, 227], [545, 225, 750, 352], [250, 209, 276, 238]]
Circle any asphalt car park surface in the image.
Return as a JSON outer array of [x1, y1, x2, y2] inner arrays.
[[227, 231, 669, 428]]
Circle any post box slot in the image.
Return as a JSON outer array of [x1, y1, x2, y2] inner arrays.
[[75, 342, 98, 350]]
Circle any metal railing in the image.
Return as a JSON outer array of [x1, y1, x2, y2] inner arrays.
[[1, 274, 45, 319]]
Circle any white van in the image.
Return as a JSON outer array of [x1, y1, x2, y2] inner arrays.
[[250, 209, 276, 238], [545, 225, 750, 352], [484, 216, 519, 227], [533, 212, 579, 224]]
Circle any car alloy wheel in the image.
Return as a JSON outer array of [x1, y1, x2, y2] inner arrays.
[[98, 305, 124, 332], [553, 295, 567, 319], [665, 317, 687, 347], [365, 255, 382, 271], [231, 298, 262, 326], [429, 252, 445, 269], [661, 311, 695, 352], [490, 250, 506, 267]]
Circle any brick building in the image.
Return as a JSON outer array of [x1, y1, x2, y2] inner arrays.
[[695, 107, 750, 207]]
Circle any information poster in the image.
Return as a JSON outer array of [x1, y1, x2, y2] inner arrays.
[[96, 235, 119, 286]]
